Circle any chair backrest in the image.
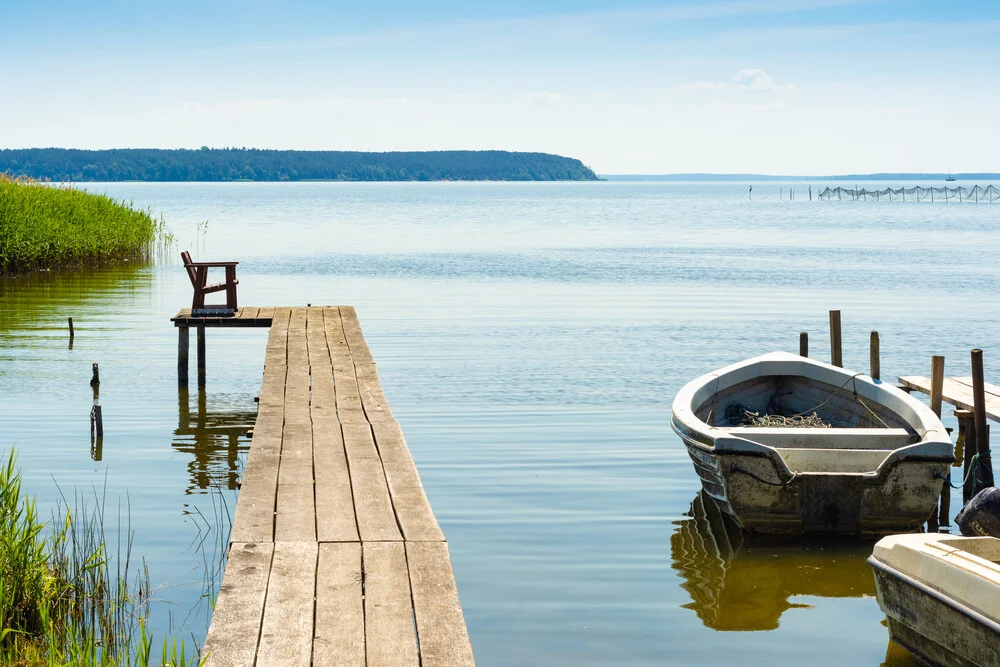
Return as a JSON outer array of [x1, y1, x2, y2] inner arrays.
[[180, 251, 198, 287]]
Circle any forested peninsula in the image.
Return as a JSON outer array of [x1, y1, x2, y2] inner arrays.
[[0, 148, 598, 182]]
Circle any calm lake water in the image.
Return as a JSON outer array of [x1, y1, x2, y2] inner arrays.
[[2, 181, 999, 665]]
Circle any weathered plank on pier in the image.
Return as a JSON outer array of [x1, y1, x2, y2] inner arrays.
[[201, 306, 473, 666], [898, 375, 1000, 422]]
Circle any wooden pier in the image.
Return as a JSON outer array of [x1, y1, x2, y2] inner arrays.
[[172, 307, 474, 666]]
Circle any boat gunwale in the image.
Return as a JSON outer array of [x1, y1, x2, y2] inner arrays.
[[672, 352, 952, 458], [869, 555, 1000, 636]]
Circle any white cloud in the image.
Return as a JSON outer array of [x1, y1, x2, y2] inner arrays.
[[525, 91, 570, 104], [732, 68, 778, 91], [665, 69, 795, 94]]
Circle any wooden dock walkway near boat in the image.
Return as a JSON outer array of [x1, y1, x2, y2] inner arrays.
[[898, 375, 1000, 422], [171, 306, 474, 666]]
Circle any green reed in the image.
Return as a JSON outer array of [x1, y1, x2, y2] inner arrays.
[[0, 451, 203, 666], [0, 175, 170, 275]]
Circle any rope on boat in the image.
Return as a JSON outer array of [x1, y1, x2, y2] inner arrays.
[[729, 462, 795, 487], [725, 372, 890, 429], [936, 450, 991, 489]]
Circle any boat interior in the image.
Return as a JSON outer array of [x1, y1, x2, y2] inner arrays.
[[695, 374, 921, 474]]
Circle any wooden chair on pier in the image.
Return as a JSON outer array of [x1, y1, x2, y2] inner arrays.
[[181, 250, 239, 314]]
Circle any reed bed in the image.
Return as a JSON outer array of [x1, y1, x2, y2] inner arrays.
[[0, 451, 202, 666], [0, 175, 169, 275]]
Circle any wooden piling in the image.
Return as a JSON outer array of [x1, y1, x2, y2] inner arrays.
[[799, 332, 808, 358], [869, 331, 880, 380], [178, 327, 189, 387], [964, 418, 977, 504], [68, 317, 75, 339], [970, 349, 995, 491], [929, 356, 945, 418], [829, 310, 842, 367], [90, 362, 100, 387], [197, 327, 206, 387]]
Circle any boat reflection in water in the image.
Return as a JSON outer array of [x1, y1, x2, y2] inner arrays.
[[670, 491, 878, 632]]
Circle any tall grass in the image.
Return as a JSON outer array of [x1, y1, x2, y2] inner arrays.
[[0, 175, 170, 275], [0, 451, 202, 666]]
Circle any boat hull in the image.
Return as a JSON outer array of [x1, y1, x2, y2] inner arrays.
[[870, 558, 1000, 667], [681, 438, 950, 535]]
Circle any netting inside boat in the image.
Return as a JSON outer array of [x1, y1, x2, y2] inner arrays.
[[724, 403, 831, 428]]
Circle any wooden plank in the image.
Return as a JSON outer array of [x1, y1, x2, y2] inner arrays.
[[313, 417, 359, 542], [371, 421, 443, 542], [275, 420, 316, 542], [407, 541, 475, 667], [325, 308, 366, 423], [230, 411, 282, 543], [355, 362, 394, 423], [363, 542, 418, 667], [256, 542, 318, 667], [313, 543, 364, 667], [201, 542, 274, 667], [339, 306, 374, 364], [241, 306, 260, 320], [951, 377, 1000, 400], [342, 423, 402, 541], [898, 376, 1000, 421], [257, 306, 276, 320]]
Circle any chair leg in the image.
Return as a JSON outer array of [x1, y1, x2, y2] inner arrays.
[[226, 266, 238, 310]]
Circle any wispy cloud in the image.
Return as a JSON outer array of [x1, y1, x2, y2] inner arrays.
[[658, 69, 795, 94], [525, 91, 571, 104]]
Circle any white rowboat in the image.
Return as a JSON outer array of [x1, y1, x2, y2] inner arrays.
[[670, 351, 954, 535]]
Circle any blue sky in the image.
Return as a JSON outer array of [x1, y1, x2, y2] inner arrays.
[[2, 0, 998, 173]]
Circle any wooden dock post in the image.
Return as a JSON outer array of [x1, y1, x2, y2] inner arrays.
[[829, 310, 842, 367], [197, 326, 206, 387], [799, 332, 808, 358], [68, 317, 75, 340], [869, 331, 880, 380], [964, 415, 977, 504], [928, 356, 945, 529], [970, 349, 995, 492], [178, 326, 189, 387], [930, 356, 945, 417]]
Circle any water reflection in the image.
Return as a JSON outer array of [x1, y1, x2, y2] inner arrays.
[[0, 264, 153, 333], [670, 491, 877, 631], [174, 388, 255, 494]]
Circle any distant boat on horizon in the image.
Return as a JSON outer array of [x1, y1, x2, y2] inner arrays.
[[946, 167, 956, 182]]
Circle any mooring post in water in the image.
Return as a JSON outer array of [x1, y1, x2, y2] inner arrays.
[[971, 349, 995, 492], [930, 356, 945, 418], [964, 417, 977, 504], [869, 331, 880, 380], [829, 310, 842, 367], [68, 317, 75, 339], [799, 332, 808, 358], [178, 326, 190, 387], [90, 362, 103, 442], [197, 326, 207, 387], [929, 355, 946, 528]]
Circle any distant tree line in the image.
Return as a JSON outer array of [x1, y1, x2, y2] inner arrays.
[[0, 148, 599, 182]]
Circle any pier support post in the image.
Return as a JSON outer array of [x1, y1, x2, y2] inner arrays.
[[829, 310, 842, 367], [869, 331, 880, 380], [929, 356, 948, 527], [799, 332, 808, 358], [178, 326, 190, 387], [970, 349, 995, 493], [197, 326, 207, 388]]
